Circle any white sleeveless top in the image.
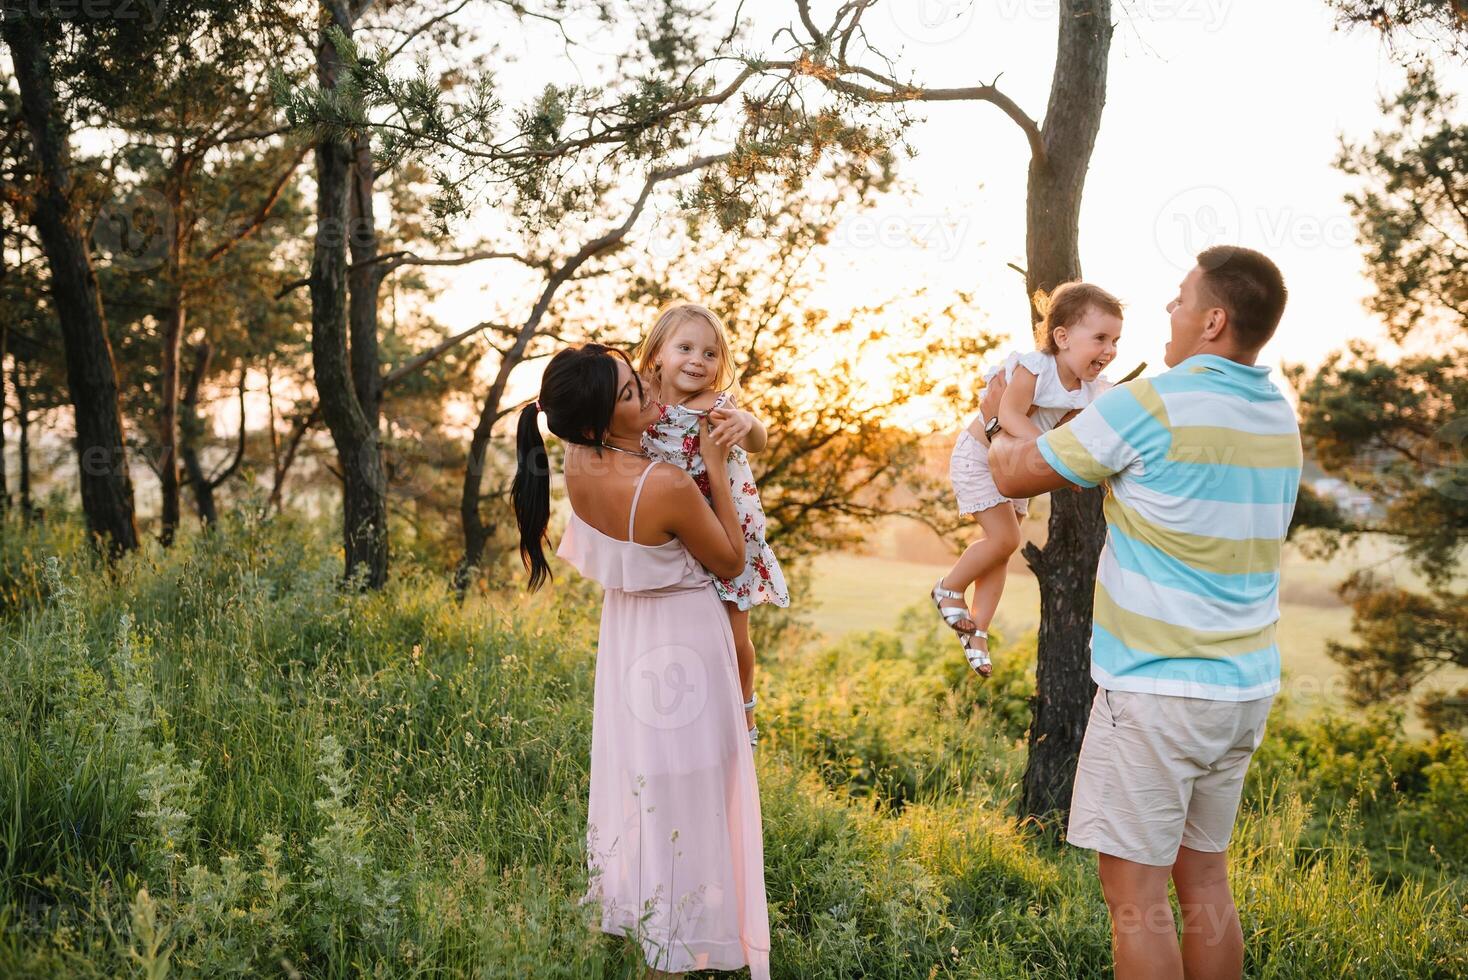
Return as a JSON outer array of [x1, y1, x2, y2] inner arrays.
[[982, 350, 1111, 433]]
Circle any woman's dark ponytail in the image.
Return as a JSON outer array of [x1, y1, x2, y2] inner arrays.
[[510, 342, 640, 590], [512, 402, 552, 590]]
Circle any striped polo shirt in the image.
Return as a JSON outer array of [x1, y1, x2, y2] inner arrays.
[[1036, 354, 1302, 702]]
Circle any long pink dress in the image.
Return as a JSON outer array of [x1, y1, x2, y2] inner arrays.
[[556, 461, 772, 978]]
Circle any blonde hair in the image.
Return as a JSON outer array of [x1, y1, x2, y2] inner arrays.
[[635, 302, 740, 398], [1031, 281, 1124, 353]]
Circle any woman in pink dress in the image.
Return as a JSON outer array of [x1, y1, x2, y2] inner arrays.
[[512, 343, 772, 979]]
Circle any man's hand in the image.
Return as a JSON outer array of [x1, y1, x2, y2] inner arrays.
[[988, 430, 1076, 498], [979, 371, 1007, 427], [987, 431, 1020, 479]]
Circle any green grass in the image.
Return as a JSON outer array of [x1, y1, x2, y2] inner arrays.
[[804, 539, 1466, 737], [1, 508, 1466, 977]]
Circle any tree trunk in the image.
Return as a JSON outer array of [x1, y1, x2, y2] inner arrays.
[[0, 320, 7, 516], [1019, 0, 1114, 824], [15, 358, 32, 521], [159, 153, 193, 546], [179, 339, 217, 526], [348, 129, 382, 424], [311, 0, 387, 589], [3, 13, 139, 558], [1, 210, 8, 515], [453, 403, 498, 601]]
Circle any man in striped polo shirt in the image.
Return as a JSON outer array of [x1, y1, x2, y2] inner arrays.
[[989, 246, 1298, 980]]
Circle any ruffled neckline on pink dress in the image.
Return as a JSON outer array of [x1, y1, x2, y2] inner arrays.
[[554, 464, 712, 595]]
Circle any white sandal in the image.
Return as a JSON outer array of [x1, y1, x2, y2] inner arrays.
[[930, 579, 977, 634], [961, 629, 992, 677], [744, 693, 758, 748]]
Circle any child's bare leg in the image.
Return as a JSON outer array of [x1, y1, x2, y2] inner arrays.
[[726, 604, 756, 730], [959, 504, 1022, 669], [939, 503, 1023, 626], [968, 561, 1008, 634]]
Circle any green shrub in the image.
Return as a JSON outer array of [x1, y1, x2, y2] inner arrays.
[[1250, 706, 1468, 878]]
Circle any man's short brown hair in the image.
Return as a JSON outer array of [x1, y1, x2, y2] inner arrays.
[[1196, 246, 1288, 351]]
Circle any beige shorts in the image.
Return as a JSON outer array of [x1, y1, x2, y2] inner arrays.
[[1067, 687, 1274, 867]]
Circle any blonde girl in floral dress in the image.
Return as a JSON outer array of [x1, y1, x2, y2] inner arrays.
[[637, 303, 791, 747]]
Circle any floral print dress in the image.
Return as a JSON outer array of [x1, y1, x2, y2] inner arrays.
[[642, 393, 791, 611]]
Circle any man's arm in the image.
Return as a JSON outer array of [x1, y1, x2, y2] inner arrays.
[[989, 432, 1078, 497], [994, 380, 1157, 499]]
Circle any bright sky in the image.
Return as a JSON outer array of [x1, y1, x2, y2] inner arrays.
[[15, 2, 1461, 486], [420, 0, 1465, 428], [763, 0, 1447, 378]]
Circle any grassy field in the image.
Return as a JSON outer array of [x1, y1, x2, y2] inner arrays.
[[2, 509, 1466, 977], [802, 534, 1460, 736]]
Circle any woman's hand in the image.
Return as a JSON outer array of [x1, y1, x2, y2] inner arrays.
[[691, 415, 744, 577]]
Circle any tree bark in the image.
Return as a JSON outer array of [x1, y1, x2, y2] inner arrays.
[[348, 129, 382, 424], [3, 12, 139, 558], [311, 0, 387, 589], [1019, 0, 1114, 824], [159, 151, 195, 547], [1, 209, 8, 515], [179, 340, 217, 526], [14, 358, 32, 521]]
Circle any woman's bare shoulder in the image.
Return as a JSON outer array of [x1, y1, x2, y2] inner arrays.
[[643, 460, 696, 493]]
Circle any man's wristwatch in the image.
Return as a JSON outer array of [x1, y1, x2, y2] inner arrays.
[[984, 416, 1003, 439]]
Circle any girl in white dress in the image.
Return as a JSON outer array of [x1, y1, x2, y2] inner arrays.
[[932, 282, 1125, 676], [636, 303, 790, 746]]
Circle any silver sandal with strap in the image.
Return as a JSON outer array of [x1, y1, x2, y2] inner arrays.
[[744, 693, 758, 748], [931, 579, 977, 634], [962, 629, 992, 677]]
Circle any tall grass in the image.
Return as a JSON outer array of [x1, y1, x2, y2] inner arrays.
[[1, 506, 1465, 977]]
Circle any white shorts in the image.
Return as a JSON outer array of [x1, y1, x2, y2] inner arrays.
[[1067, 687, 1274, 867], [949, 429, 1028, 517]]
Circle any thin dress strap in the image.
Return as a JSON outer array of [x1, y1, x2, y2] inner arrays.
[[627, 461, 660, 539]]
